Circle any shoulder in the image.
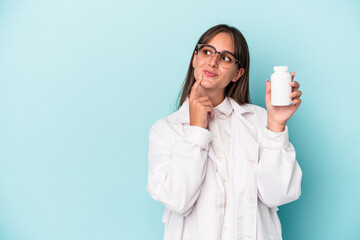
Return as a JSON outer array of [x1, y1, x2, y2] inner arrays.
[[149, 106, 188, 139], [150, 115, 174, 134]]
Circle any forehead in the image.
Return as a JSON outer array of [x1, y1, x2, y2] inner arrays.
[[207, 32, 234, 53]]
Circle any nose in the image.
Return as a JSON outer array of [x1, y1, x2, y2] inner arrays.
[[208, 53, 220, 68]]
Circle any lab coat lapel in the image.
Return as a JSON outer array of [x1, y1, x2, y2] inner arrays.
[[207, 143, 216, 163], [229, 98, 256, 137]]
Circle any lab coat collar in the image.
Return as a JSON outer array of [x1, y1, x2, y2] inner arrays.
[[214, 96, 233, 116], [169, 97, 254, 124]]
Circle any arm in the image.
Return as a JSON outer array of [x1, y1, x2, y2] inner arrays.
[[146, 121, 211, 216], [257, 71, 303, 208], [256, 125, 302, 208]]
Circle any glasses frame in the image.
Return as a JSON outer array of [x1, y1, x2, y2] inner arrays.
[[196, 43, 241, 68]]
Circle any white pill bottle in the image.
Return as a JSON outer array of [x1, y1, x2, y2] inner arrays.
[[271, 66, 292, 106]]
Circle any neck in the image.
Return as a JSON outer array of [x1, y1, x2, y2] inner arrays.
[[196, 86, 225, 107]]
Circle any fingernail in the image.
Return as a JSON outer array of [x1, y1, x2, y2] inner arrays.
[[289, 103, 293, 105]]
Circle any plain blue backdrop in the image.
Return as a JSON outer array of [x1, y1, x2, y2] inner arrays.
[[0, 0, 359, 239]]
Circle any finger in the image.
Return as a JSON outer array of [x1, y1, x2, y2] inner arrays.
[[290, 81, 300, 90], [196, 100, 213, 110], [203, 106, 214, 115], [197, 99, 213, 108], [189, 75, 203, 100], [289, 90, 302, 99], [291, 71, 295, 81], [194, 97, 214, 109], [210, 111, 214, 119], [290, 98, 302, 106], [265, 79, 271, 107], [265, 79, 271, 94], [196, 96, 210, 102], [197, 102, 214, 116]]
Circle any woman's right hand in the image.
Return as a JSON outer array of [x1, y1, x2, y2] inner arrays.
[[189, 76, 214, 129]]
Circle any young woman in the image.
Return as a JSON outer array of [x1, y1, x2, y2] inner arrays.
[[147, 24, 302, 240]]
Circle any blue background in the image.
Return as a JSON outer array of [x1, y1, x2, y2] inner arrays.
[[0, 0, 359, 239]]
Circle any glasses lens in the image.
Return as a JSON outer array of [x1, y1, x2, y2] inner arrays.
[[198, 45, 214, 59], [219, 52, 235, 68]]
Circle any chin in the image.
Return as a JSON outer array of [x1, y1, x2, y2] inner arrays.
[[200, 79, 214, 88]]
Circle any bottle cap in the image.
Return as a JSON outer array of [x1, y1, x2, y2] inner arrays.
[[274, 66, 288, 72]]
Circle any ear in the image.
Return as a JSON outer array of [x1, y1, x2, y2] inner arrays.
[[232, 68, 245, 82], [192, 51, 197, 68]]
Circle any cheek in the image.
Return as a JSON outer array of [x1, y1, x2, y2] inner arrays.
[[193, 60, 205, 77], [226, 69, 237, 81], [219, 70, 236, 87], [194, 58, 204, 69]]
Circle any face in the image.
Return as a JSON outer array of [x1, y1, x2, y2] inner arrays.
[[192, 32, 244, 92]]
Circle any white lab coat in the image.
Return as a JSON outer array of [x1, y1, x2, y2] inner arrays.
[[147, 97, 302, 240]]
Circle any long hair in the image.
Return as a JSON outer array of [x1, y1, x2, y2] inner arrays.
[[177, 24, 251, 109]]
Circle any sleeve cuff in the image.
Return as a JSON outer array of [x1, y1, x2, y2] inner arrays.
[[182, 126, 211, 150], [259, 125, 289, 149]]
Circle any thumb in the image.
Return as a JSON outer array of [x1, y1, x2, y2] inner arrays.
[[265, 79, 271, 94], [265, 79, 271, 106]]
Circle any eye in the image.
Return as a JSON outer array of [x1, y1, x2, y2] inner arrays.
[[203, 49, 211, 55], [202, 47, 214, 56], [221, 54, 233, 62], [223, 56, 231, 62]]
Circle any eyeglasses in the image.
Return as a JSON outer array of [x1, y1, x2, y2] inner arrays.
[[196, 43, 241, 69]]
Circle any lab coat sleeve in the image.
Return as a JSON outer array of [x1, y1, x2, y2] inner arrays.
[[147, 120, 211, 216], [256, 124, 302, 208]]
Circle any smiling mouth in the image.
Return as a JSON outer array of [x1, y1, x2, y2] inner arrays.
[[203, 70, 217, 77]]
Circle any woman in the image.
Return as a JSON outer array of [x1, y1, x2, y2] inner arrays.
[[147, 24, 302, 240]]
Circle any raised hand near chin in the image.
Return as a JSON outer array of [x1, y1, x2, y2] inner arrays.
[[189, 75, 214, 129]]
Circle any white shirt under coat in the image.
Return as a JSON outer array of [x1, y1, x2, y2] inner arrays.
[[208, 97, 232, 240], [147, 97, 302, 240]]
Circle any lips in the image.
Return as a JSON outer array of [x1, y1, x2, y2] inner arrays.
[[203, 70, 217, 77]]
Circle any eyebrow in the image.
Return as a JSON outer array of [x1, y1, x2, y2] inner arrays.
[[208, 44, 234, 55], [212, 45, 235, 56]]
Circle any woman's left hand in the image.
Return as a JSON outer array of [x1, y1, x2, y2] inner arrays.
[[265, 71, 302, 132]]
